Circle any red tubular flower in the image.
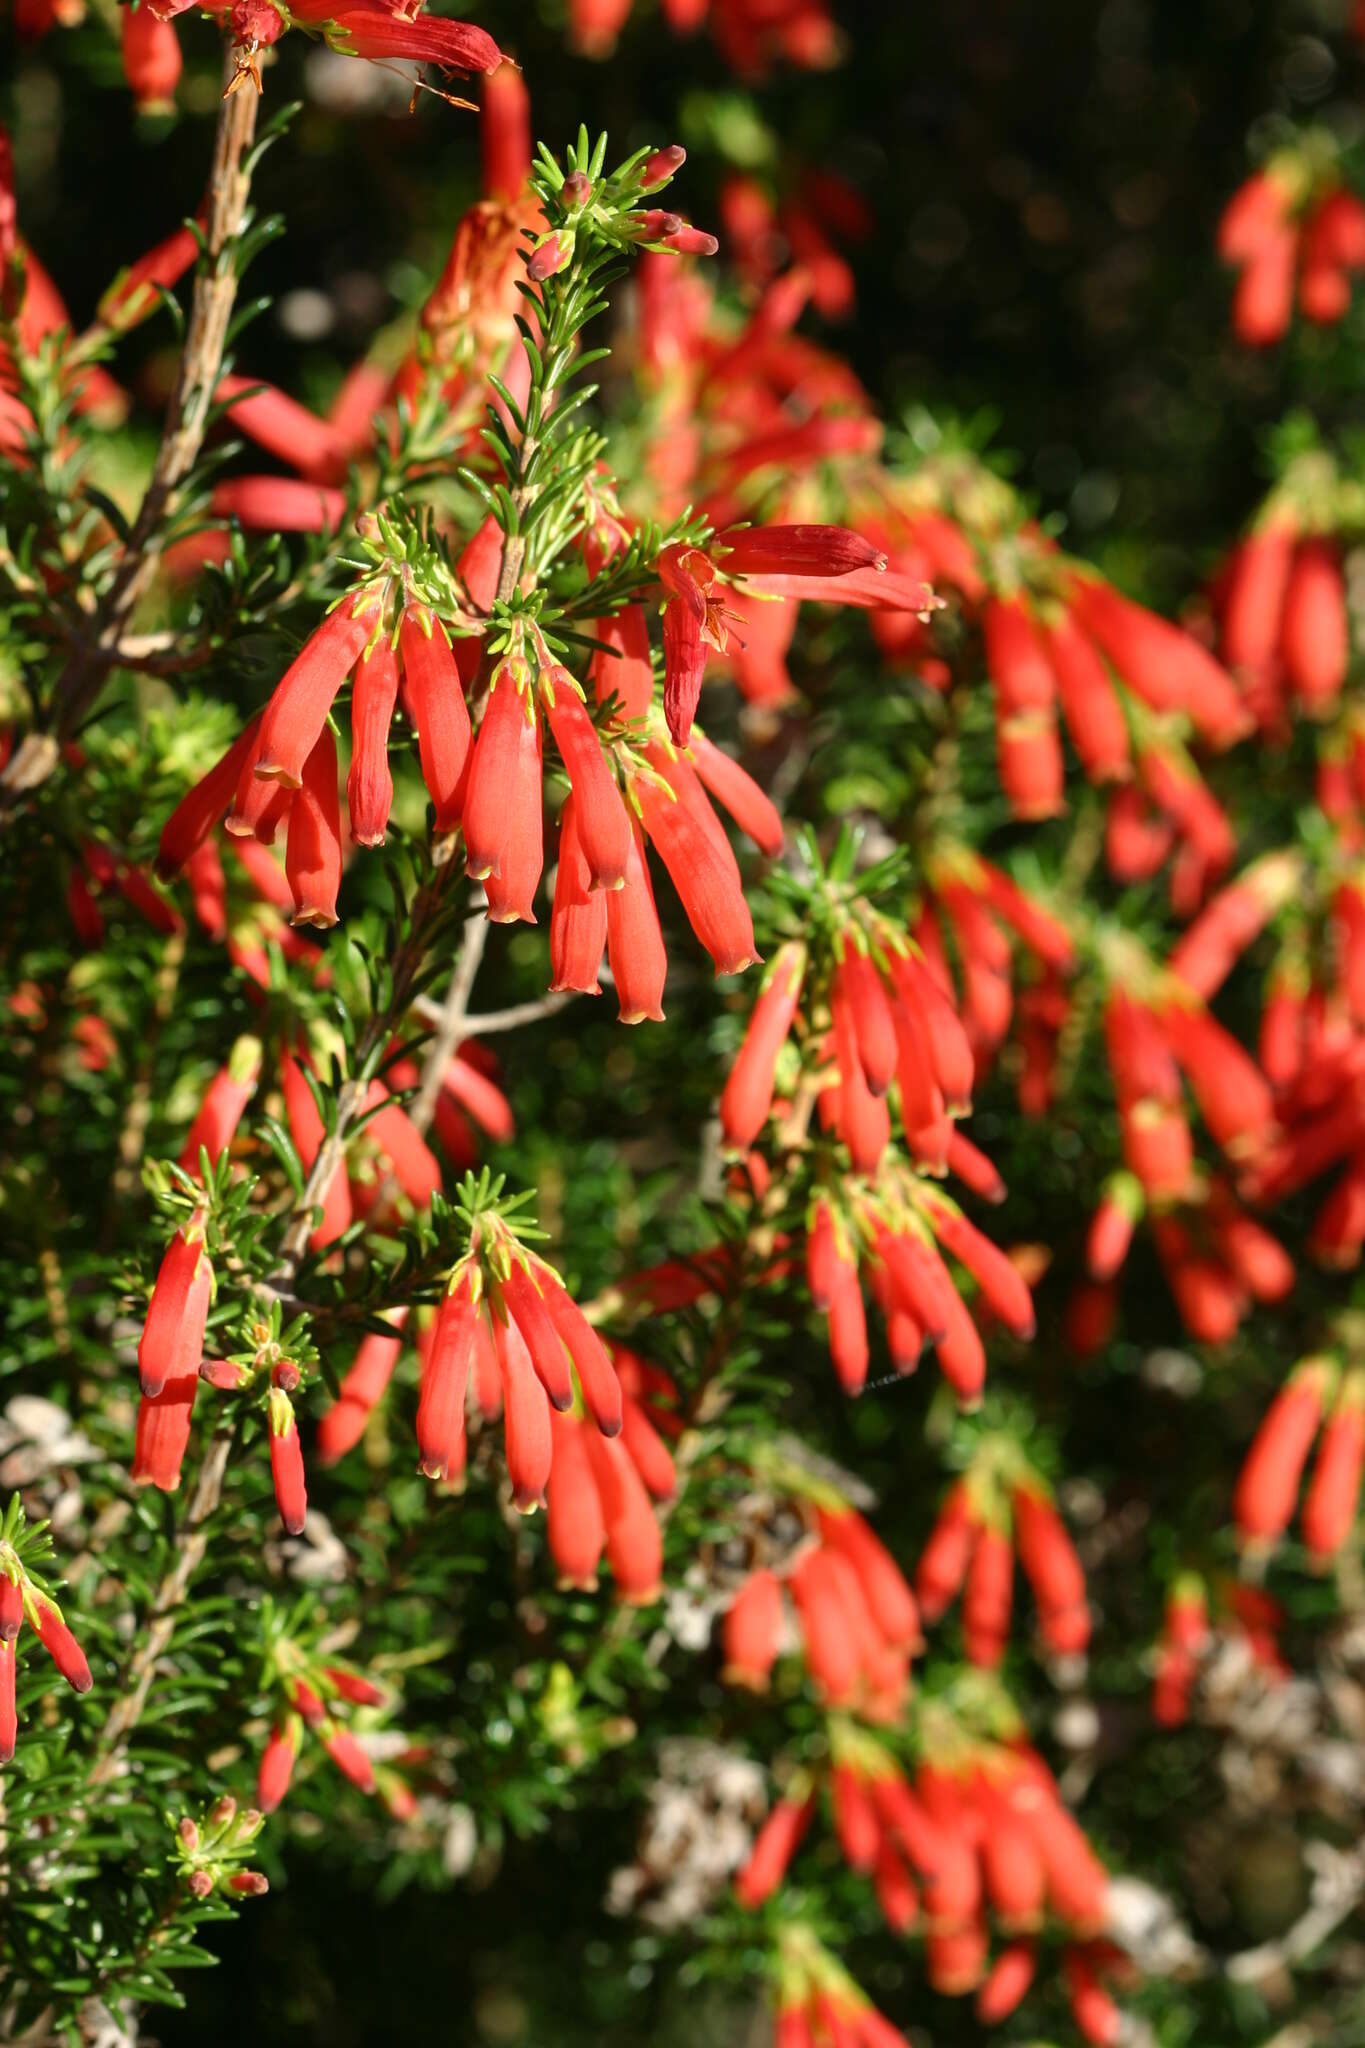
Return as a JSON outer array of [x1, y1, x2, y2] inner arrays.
[[977, 1780, 1046, 1929], [735, 1791, 815, 1908], [539, 667, 631, 888], [915, 1480, 975, 1624], [285, 725, 343, 928], [32, 1596, 92, 1693], [1301, 1368, 1365, 1559], [1153, 1577, 1209, 1727], [132, 1369, 198, 1491], [158, 729, 266, 880], [549, 795, 608, 994], [320, 9, 504, 69], [321, 1722, 375, 1793], [720, 941, 807, 1148], [359, 1080, 442, 1209], [463, 666, 543, 919], [962, 1522, 1013, 1667], [280, 1051, 352, 1250], [717, 523, 885, 580], [122, 4, 181, 109], [0, 1640, 15, 1765], [179, 1036, 261, 1174], [1012, 1484, 1089, 1654], [816, 1508, 920, 1649], [399, 608, 472, 832], [1069, 575, 1249, 746], [1034, 611, 1126, 783], [1223, 517, 1296, 676], [1232, 224, 1298, 345], [268, 1388, 307, 1535], [257, 1718, 299, 1812], [984, 594, 1054, 713], [827, 1272, 869, 1393], [874, 1838, 918, 1934], [138, 1228, 212, 1398], [591, 605, 655, 720], [1086, 1172, 1143, 1281], [416, 1276, 477, 1481], [498, 1261, 575, 1411], [1281, 537, 1348, 710], [346, 635, 400, 847], [480, 60, 530, 201], [830, 1760, 880, 1873], [976, 1940, 1037, 2024], [317, 1312, 407, 1463], [210, 477, 346, 533], [1234, 1356, 1334, 1544], [545, 1409, 606, 1588], [0, 1577, 20, 1644], [722, 1566, 784, 1686], [250, 599, 376, 791], [605, 821, 668, 1023], [661, 597, 707, 749], [688, 732, 784, 855], [534, 1266, 622, 1435], [786, 1549, 858, 1703], [1064, 1949, 1121, 2048], [582, 1427, 663, 1601], [497, 1316, 553, 1510], [98, 217, 201, 332], [1157, 998, 1276, 1157], [922, 1193, 1034, 1339], [633, 748, 760, 976]]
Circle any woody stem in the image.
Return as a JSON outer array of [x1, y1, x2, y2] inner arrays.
[[0, 41, 259, 819]]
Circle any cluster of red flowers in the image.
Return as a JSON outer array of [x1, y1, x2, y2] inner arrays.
[[916, 847, 1075, 1074], [1218, 160, 1365, 346], [738, 1711, 1120, 2036], [1151, 1576, 1287, 1726], [257, 1653, 389, 1811], [915, 1467, 1089, 1666], [1079, 978, 1291, 1343], [1233, 1353, 1365, 1560], [1217, 509, 1349, 734], [0, 1557, 92, 1766], [721, 1493, 922, 1719], [769, 1931, 905, 2048]]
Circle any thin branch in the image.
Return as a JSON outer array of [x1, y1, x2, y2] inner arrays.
[[407, 913, 489, 1136], [413, 982, 577, 1041], [0, 42, 259, 818]]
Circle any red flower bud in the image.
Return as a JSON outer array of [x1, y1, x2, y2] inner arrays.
[[284, 726, 342, 928], [32, 1596, 92, 1693], [734, 1792, 814, 1908], [722, 1567, 783, 1687], [268, 1389, 307, 1534], [257, 1719, 299, 1812]]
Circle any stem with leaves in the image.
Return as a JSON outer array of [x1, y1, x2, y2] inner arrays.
[[0, 45, 265, 816]]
